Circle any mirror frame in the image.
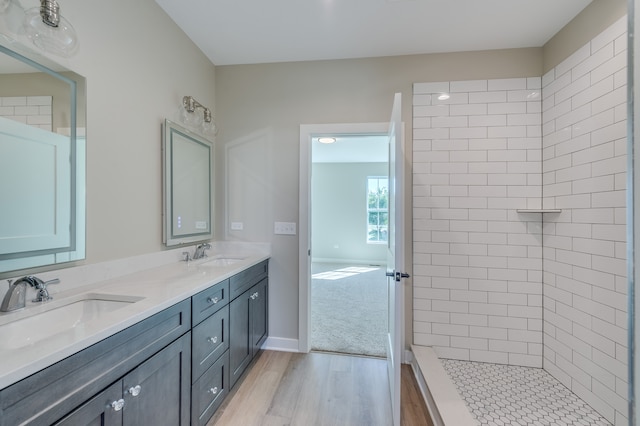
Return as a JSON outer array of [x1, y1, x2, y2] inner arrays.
[[162, 119, 213, 247], [0, 36, 85, 274]]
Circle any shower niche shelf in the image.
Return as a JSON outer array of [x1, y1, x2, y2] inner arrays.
[[516, 209, 562, 213]]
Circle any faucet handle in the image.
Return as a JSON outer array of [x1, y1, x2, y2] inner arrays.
[[32, 278, 59, 302]]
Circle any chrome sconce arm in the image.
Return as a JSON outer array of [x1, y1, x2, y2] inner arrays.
[[183, 96, 212, 123], [179, 95, 217, 137]]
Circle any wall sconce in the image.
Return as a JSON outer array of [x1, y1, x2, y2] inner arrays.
[[179, 95, 217, 138], [0, 0, 78, 57]]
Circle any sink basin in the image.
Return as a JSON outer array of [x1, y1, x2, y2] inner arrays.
[[206, 258, 244, 266], [198, 256, 246, 267], [0, 293, 143, 350]]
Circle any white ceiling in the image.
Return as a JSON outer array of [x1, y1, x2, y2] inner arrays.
[[312, 135, 388, 163], [155, 0, 593, 66]]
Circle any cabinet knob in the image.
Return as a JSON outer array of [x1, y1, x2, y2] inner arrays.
[[208, 336, 218, 344], [111, 399, 125, 411], [127, 385, 142, 397], [206, 296, 219, 304], [209, 387, 219, 395]]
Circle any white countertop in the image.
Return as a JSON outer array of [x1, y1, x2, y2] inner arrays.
[[0, 248, 270, 390]]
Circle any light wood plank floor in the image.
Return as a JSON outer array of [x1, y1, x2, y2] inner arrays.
[[209, 350, 433, 426]]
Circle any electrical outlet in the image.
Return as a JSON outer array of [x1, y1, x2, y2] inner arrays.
[[274, 221, 296, 235], [231, 222, 244, 231]]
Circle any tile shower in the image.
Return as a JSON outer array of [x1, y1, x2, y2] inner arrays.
[[412, 17, 627, 425]]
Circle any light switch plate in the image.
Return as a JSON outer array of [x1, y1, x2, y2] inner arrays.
[[274, 221, 296, 235], [231, 222, 244, 230]]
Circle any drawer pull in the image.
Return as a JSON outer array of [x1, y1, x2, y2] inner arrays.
[[111, 399, 125, 411], [208, 336, 218, 344], [127, 385, 142, 397], [206, 296, 219, 304], [209, 387, 219, 395]]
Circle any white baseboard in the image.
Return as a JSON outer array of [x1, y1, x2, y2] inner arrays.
[[262, 336, 299, 352]]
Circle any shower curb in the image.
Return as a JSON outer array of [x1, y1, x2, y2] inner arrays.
[[410, 345, 476, 426]]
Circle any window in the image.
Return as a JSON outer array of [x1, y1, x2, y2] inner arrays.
[[367, 176, 388, 243]]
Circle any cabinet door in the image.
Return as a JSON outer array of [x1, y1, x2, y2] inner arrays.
[[122, 333, 191, 426], [229, 291, 251, 388], [250, 278, 268, 355], [54, 381, 123, 426]]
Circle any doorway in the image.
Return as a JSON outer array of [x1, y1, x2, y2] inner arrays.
[[299, 123, 390, 356]]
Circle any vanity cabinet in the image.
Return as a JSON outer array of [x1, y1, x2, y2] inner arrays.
[[192, 259, 269, 424], [55, 333, 191, 426], [0, 300, 191, 426], [229, 263, 268, 388], [190, 280, 231, 426], [0, 259, 269, 426]]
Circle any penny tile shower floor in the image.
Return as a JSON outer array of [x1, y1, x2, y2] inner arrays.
[[441, 359, 611, 426]]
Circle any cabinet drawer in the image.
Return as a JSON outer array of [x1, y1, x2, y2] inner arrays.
[[191, 350, 229, 426], [230, 260, 268, 300], [192, 279, 229, 325], [192, 305, 229, 381]]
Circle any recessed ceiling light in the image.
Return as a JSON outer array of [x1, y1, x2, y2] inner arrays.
[[318, 137, 336, 144]]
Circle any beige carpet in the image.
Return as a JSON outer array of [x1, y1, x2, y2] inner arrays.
[[311, 262, 388, 357]]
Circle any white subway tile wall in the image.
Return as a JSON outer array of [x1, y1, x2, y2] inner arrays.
[[541, 16, 627, 425], [0, 96, 52, 131], [413, 75, 544, 366], [412, 16, 627, 425]]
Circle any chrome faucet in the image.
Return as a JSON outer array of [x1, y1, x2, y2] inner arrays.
[[0, 276, 60, 312], [0, 279, 28, 312], [193, 243, 211, 260]]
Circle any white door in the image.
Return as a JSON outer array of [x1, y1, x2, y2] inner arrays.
[[386, 92, 407, 426]]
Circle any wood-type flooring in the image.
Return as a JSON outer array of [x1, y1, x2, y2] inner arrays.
[[208, 350, 433, 426]]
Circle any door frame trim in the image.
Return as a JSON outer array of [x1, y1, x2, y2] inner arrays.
[[298, 122, 389, 353]]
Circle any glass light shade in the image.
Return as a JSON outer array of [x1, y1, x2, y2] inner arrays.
[[0, 0, 10, 13], [23, 6, 78, 57], [202, 119, 217, 137], [178, 104, 203, 128]]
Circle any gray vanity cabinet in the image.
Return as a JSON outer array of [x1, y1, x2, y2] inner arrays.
[[55, 333, 191, 426], [229, 271, 268, 388], [190, 280, 231, 426], [0, 300, 191, 426], [54, 382, 123, 426]]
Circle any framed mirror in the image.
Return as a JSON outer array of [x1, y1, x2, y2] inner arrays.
[[0, 35, 86, 274], [162, 119, 213, 246]]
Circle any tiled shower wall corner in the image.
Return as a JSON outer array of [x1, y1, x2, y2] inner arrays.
[[412, 16, 628, 425], [540, 17, 627, 424], [0, 95, 52, 131]]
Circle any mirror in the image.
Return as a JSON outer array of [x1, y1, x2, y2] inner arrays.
[[0, 34, 86, 274], [162, 119, 213, 246]]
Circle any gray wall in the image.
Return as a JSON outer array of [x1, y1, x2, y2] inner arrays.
[[312, 162, 387, 264]]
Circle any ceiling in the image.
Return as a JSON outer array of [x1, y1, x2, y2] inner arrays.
[[312, 135, 388, 163], [155, 0, 593, 66]]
